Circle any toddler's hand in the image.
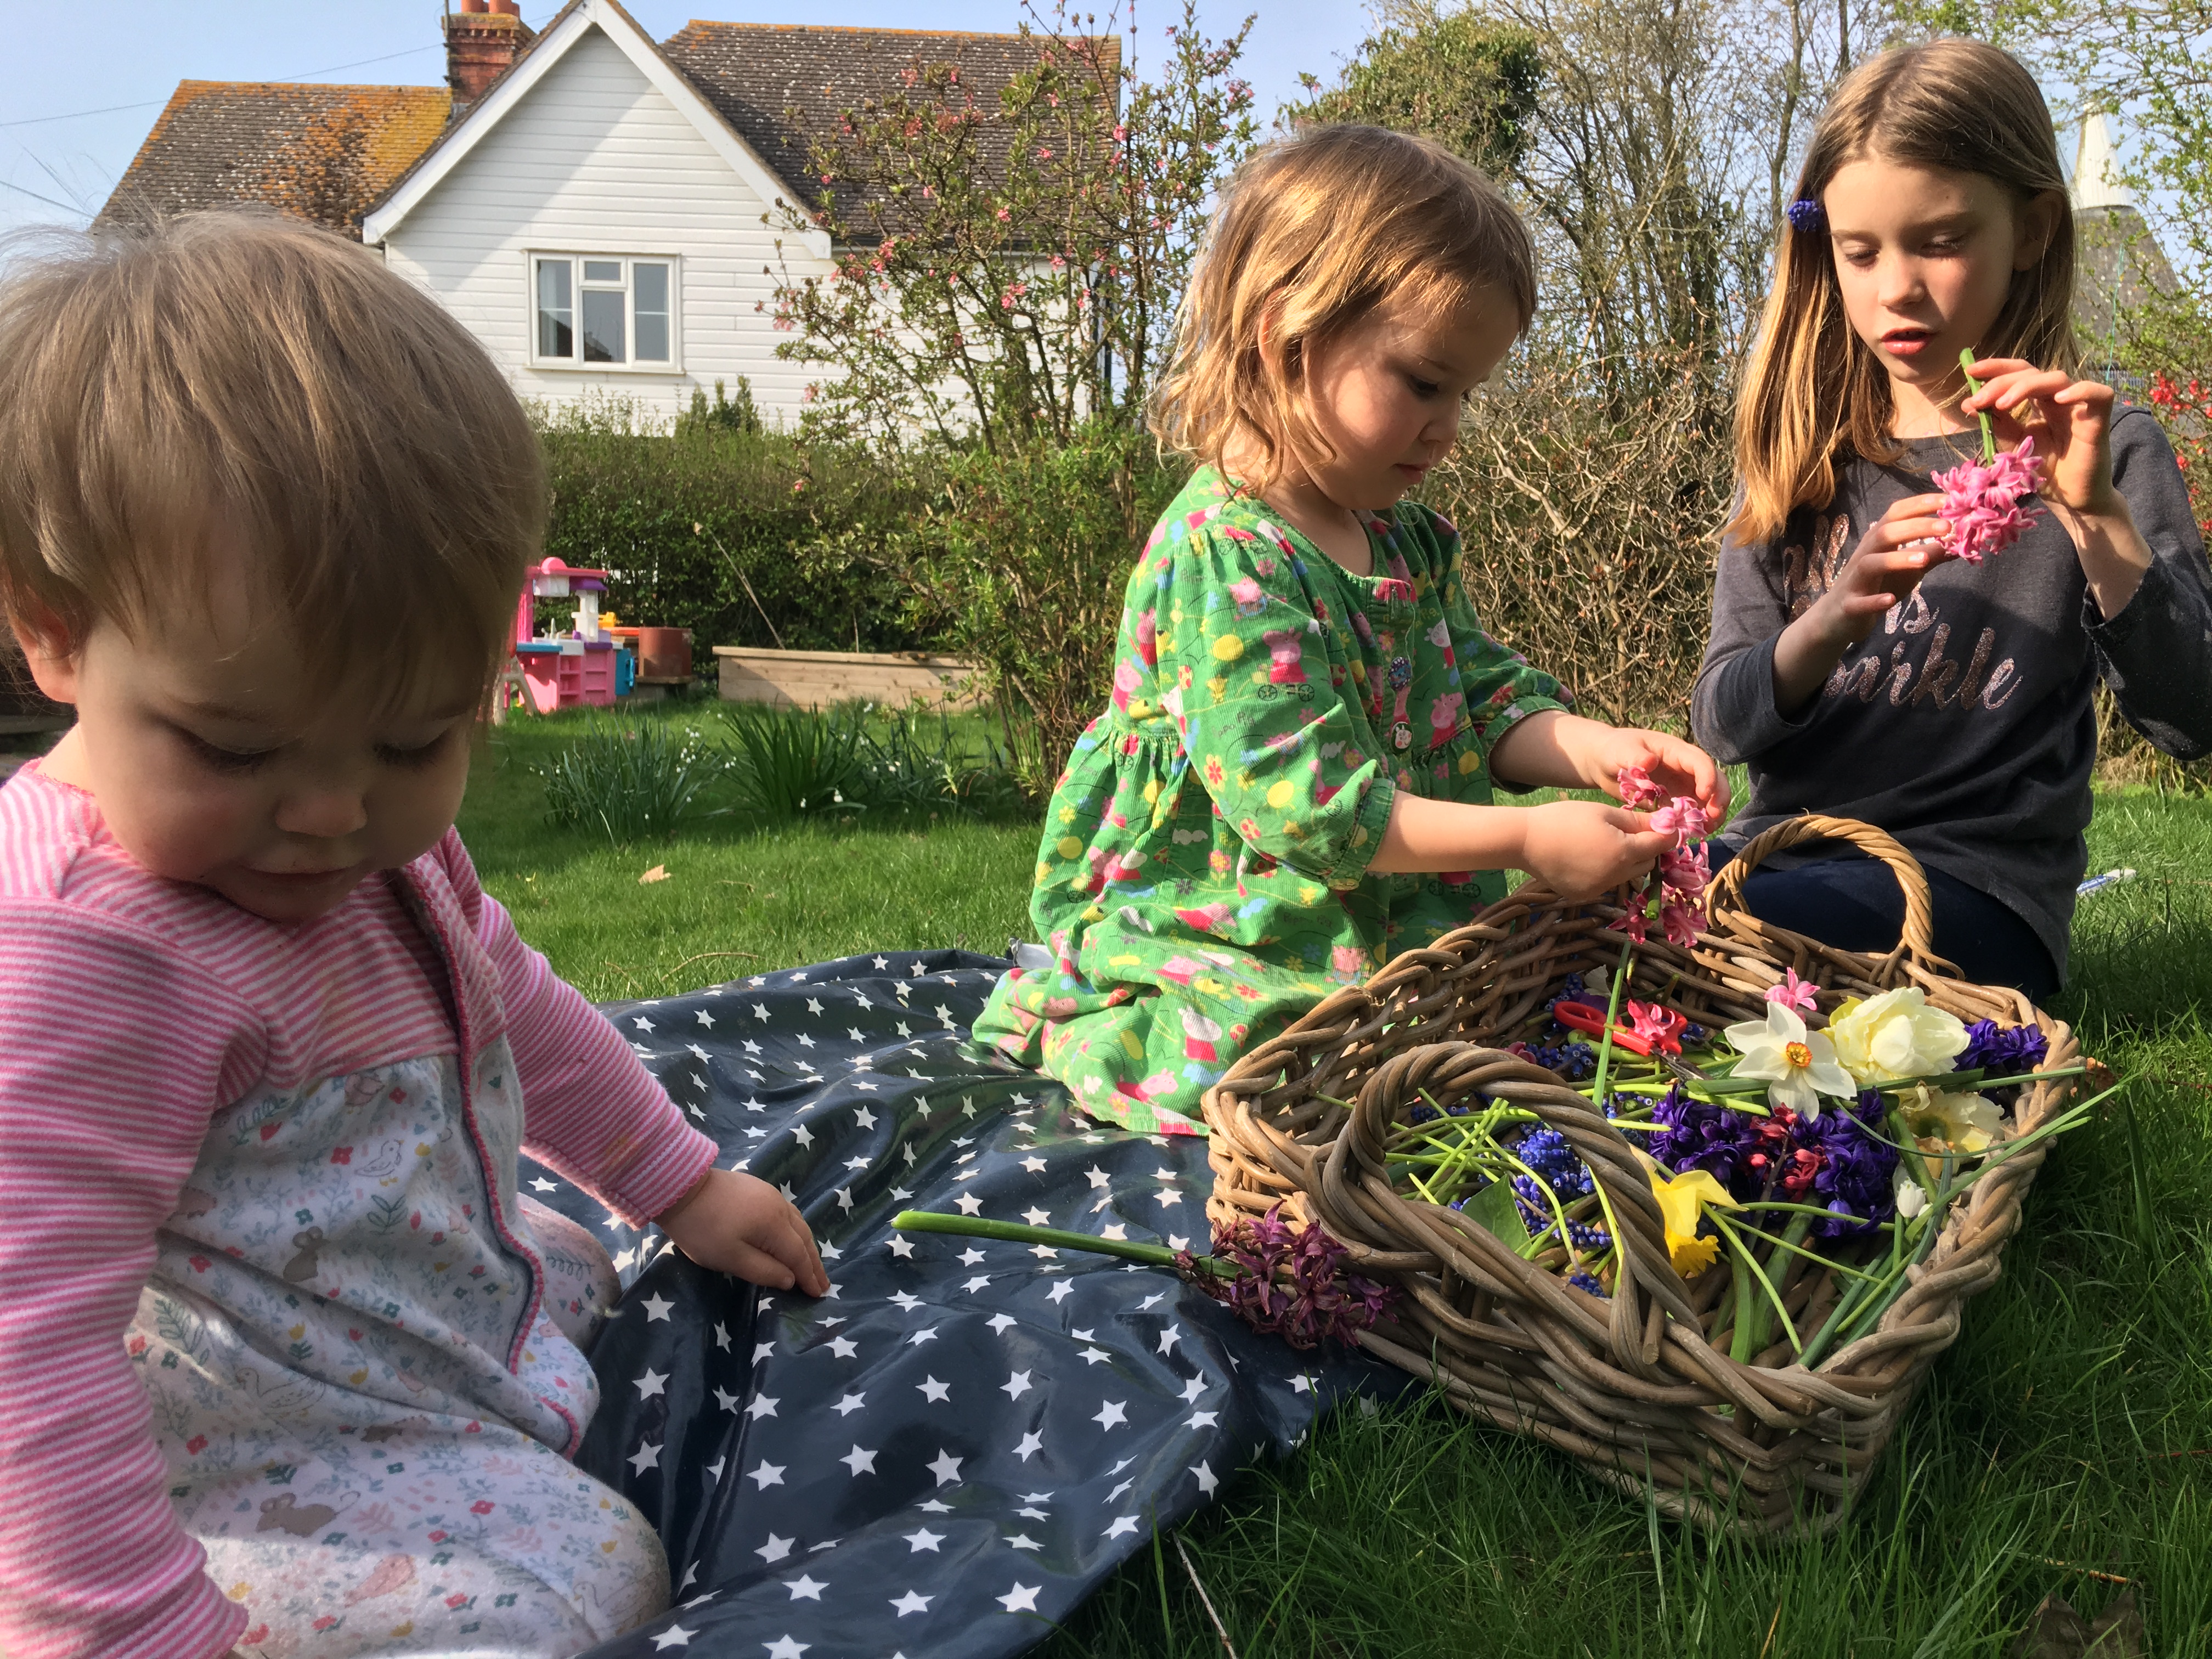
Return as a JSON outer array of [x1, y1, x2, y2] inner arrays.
[[1519, 800, 1672, 901], [656, 1169, 830, 1296], [1815, 493, 1954, 647]]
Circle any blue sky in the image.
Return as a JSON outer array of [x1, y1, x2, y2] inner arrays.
[[0, 0, 1372, 236]]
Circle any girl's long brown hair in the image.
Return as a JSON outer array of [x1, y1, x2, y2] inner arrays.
[[1729, 39, 2080, 547]]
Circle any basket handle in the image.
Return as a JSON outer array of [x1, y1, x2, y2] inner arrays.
[[1706, 813, 1939, 963]]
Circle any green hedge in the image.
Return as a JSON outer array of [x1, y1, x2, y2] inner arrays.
[[537, 411, 932, 657]]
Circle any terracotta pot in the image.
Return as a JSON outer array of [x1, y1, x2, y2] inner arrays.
[[637, 628, 693, 682]]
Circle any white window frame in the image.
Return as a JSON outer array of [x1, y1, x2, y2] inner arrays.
[[526, 251, 682, 372]]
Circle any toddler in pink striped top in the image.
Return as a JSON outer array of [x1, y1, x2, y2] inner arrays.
[[0, 212, 825, 1659]]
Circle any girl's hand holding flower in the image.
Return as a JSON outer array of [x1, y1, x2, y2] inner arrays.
[[1960, 357, 2153, 618], [1518, 799, 1675, 902], [1492, 709, 1730, 823]]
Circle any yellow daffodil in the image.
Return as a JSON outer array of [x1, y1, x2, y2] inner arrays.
[[1643, 1160, 1742, 1278]]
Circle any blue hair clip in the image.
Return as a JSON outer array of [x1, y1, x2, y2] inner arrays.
[[1786, 197, 1827, 234]]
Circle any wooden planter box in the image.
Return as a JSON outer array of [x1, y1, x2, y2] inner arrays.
[[713, 646, 983, 712]]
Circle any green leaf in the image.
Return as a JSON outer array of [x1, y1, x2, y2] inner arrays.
[[1459, 1178, 1530, 1248]]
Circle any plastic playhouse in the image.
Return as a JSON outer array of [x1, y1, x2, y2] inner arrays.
[[512, 558, 624, 713], [503, 559, 695, 717]]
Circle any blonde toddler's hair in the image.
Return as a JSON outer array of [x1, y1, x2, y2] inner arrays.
[[0, 210, 545, 707], [1730, 40, 2080, 548], [1151, 125, 1536, 492]]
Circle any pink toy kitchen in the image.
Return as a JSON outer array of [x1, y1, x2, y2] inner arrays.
[[512, 557, 626, 713]]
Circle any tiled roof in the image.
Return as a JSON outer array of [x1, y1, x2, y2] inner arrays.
[[2075, 205, 2180, 352], [662, 22, 1120, 223], [99, 81, 451, 238]]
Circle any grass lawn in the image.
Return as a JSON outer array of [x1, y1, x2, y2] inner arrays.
[[476, 707, 2212, 1657]]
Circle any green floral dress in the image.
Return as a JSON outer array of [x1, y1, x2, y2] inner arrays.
[[971, 467, 1571, 1135]]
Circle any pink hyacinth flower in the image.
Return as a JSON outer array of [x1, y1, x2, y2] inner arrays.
[[1932, 435, 2045, 564], [1647, 795, 1709, 850], [1659, 843, 1710, 901], [1616, 765, 1668, 809], [1764, 967, 1819, 1013], [1658, 900, 1705, 949]]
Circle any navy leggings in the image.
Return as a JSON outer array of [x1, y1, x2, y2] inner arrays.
[[1716, 848, 2060, 1002]]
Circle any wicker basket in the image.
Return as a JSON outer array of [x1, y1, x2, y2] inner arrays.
[[1201, 814, 2081, 1535]]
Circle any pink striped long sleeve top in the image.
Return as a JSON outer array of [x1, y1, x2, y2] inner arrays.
[[0, 763, 719, 1659]]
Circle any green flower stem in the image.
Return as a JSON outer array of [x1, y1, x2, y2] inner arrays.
[[891, 1210, 1232, 1276], [1961, 348, 1995, 462], [1588, 936, 1634, 1106], [1726, 1214, 1883, 1282], [1714, 1211, 1804, 1359], [1726, 1231, 1763, 1364]]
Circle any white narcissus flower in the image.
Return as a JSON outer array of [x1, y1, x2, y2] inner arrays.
[[1825, 988, 1969, 1086], [1722, 1001, 1857, 1119], [1897, 1085, 2005, 1155], [1893, 1166, 1929, 1219]]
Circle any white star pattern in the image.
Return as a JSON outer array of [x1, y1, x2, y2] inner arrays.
[[499, 968, 1379, 1657]]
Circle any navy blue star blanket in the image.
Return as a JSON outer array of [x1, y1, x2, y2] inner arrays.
[[523, 950, 1408, 1657]]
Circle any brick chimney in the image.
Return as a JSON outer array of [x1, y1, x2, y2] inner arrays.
[[445, 1, 535, 113]]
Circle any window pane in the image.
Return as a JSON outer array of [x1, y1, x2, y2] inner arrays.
[[582, 287, 625, 363], [582, 259, 623, 283], [535, 260, 573, 358], [633, 262, 670, 362]]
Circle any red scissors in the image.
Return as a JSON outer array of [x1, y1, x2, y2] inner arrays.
[[1551, 999, 1690, 1057]]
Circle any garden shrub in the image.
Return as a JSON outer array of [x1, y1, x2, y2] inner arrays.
[[856, 422, 1189, 797], [535, 400, 934, 658]]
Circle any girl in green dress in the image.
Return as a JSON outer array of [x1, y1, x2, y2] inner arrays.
[[972, 125, 1730, 1135]]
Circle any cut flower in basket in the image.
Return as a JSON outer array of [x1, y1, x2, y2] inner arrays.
[[1641, 1156, 1741, 1277], [1723, 1002, 1856, 1117], [1826, 988, 1970, 1087], [1895, 1084, 2006, 1155]]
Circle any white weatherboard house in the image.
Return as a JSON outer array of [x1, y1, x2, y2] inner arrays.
[[104, 0, 1057, 426]]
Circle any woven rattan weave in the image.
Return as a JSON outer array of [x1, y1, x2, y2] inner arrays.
[[1201, 815, 2080, 1534]]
